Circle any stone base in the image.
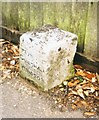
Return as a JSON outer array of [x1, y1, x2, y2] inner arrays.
[[20, 61, 75, 91], [19, 25, 77, 91]]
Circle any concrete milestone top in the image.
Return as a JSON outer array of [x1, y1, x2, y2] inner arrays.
[[19, 25, 78, 91]]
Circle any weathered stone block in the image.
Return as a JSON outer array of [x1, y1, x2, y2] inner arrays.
[[19, 25, 78, 90]]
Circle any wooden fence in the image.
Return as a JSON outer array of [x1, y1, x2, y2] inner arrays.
[[1, 2, 98, 59]]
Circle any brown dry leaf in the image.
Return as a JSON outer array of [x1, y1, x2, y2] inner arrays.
[[96, 73, 99, 83], [84, 90, 89, 96], [90, 86, 95, 93], [74, 100, 83, 108], [82, 84, 91, 90], [0, 65, 5, 70], [8, 49, 14, 54], [12, 46, 19, 55], [85, 72, 95, 79], [94, 96, 99, 100], [74, 65, 83, 69], [77, 88, 85, 99], [2, 40, 19, 80], [68, 90, 78, 96], [76, 70, 86, 77], [83, 111, 96, 117], [75, 84, 82, 90], [92, 86, 99, 91], [71, 104, 77, 110], [80, 100, 88, 107], [91, 77, 97, 83], [68, 80, 80, 87]]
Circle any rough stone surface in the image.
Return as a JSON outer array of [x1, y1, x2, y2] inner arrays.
[[19, 25, 78, 90]]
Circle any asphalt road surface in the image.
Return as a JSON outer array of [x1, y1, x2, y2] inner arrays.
[[0, 77, 85, 118]]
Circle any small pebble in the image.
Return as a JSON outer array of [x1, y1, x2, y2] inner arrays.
[[13, 104, 17, 107], [59, 84, 63, 88], [63, 81, 68, 86], [58, 104, 62, 108], [60, 88, 64, 91], [72, 100, 75, 102], [55, 100, 58, 104], [10, 60, 15, 65], [7, 81, 10, 84], [8, 58, 11, 60], [95, 91, 98, 96]]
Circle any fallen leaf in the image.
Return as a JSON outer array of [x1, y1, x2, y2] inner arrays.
[[77, 88, 85, 99], [72, 104, 77, 110], [95, 91, 98, 97], [86, 73, 95, 79], [68, 90, 78, 95], [96, 73, 99, 83], [84, 111, 96, 116], [84, 90, 89, 96], [68, 80, 80, 87], [74, 100, 83, 108], [91, 77, 96, 83], [77, 76, 84, 82], [80, 100, 88, 107], [76, 70, 86, 77], [75, 84, 82, 90], [90, 86, 95, 93], [74, 65, 83, 69], [82, 84, 91, 90]]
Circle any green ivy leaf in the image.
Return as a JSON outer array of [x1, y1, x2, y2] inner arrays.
[[77, 76, 84, 82]]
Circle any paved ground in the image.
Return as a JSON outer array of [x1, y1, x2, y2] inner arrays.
[[0, 77, 85, 118]]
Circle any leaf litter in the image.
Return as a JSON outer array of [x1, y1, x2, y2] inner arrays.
[[49, 65, 99, 117], [1, 39, 19, 82], [1, 39, 99, 117]]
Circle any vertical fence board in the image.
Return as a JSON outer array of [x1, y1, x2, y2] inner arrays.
[[71, 2, 88, 53], [84, 2, 97, 58], [43, 2, 56, 26], [2, 2, 11, 27], [97, 2, 99, 58], [18, 2, 30, 32], [54, 2, 72, 31], [30, 2, 43, 30], [0, 2, 2, 38], [2, 2, 18, 29], [0, 2, 2, 26], [9, 2, 18, 30]]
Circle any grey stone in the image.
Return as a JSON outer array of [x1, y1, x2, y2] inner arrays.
[[19, 25, 78, 90]]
